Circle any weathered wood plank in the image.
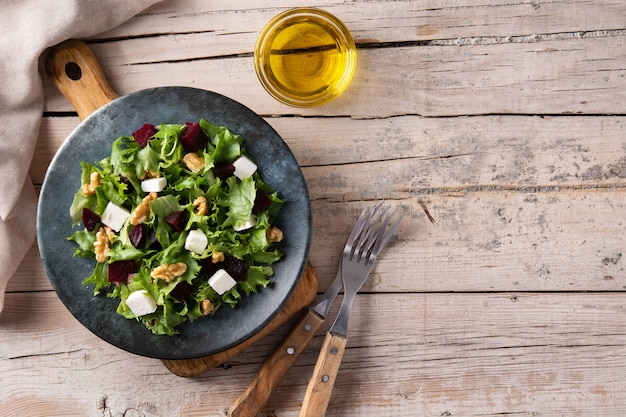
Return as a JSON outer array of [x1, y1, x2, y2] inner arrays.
[[30, 115, 626, 186], [42, 35, 626, 117], [15, 189, 626, 294], [95, 0, 626, 47], [2, 292, 625, 416], [20, 116, 626, 293]]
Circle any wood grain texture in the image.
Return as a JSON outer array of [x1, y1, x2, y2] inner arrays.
[[228, 308, 326, 417], [6, 0, 626, 415], [2, 292, 626, 416], [42, 36, 626, 117], [299, 332, 348, 417]]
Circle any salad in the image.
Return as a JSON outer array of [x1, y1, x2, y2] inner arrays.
[[68, 118, 285, 335]]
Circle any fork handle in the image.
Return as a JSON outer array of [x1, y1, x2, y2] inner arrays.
[[229, 308, 325, 417], [299, 332, 348, 417]]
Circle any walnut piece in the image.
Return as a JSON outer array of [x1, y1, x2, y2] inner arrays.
[[81, 171, 100, 197], [141, 169, 161, 180], [183, 153, 205, 173], [266, 226, 284, 243], [200, 299, 214, 316], [192, 196, 208, 216], [211, 251, 225, 264], [150, 262, 187, 282], [130, 192, 157, 225], [94, 226, 112, 263]]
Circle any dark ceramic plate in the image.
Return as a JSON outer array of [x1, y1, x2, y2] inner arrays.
[[37, 87, 311, 359]]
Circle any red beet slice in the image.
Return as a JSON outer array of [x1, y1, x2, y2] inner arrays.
[[198, 258, 218, 278], [148, 228, 161, 250], [129, 224, 145, 248], [119, 175, 134, 194], [179, 122, 208, 152], [165, 211, 186, 232], [253, 189, 272, 214], [108, 260, 135, 283], [132, 124, 156, 148], [170, 281, 193, 300], [222, 257, 247, 281], [213, 161, 235, 180], [82, 208, 101, 232]]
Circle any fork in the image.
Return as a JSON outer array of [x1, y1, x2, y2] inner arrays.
[[228, 201, 401, 417], [299, 202, 402, 417]]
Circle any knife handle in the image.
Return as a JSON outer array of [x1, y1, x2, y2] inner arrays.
[[229, 307, 325, 417], [299, 332, 348, 417]]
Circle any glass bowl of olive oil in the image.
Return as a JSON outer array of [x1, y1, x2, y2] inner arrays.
[[254, 8, 357, 107]]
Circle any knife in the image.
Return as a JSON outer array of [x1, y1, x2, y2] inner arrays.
[[228, 267, 343, 417]]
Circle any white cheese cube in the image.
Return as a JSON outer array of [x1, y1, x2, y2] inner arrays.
[[233, 214, 257, 232], [208, 269, 237, 295], [126, 290, 157, 316], [232, 156, 257, 180], [185, 229, 208, 255], [101, 201, 130, 232], [141, 177, 167, 193]]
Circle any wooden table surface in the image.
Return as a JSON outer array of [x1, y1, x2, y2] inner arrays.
[[3, 1, 626, 415]]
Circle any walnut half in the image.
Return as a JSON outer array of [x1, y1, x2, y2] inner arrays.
[[130, 192, 157, 225], [94, 226, 112, 263], [81, 171, 100, 197], [150, 262, 188, 282]]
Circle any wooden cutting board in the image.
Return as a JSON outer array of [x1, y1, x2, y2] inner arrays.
[[161, 263, 318, 377]]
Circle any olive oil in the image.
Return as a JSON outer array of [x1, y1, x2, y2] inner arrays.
[[255, 8, 356, 107]]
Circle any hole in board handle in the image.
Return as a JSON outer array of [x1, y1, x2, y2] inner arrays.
[[65, 62, 82, 81]]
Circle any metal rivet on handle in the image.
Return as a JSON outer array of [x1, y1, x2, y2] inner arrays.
[[304, 323, 312, 331], [287, 347, 295, 355], [322, 375, 330, 383]]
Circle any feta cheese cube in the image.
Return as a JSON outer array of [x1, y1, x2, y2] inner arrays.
[[232, 156, 257, 180], [101, 201, 130, 232], [126, 290, 157, 316], [185, 229, 208, 255], [233, 214, 257, 232], [208, 269, 237, 295], [141, 177, 167, 193]]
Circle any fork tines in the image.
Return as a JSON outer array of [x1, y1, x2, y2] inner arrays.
[[350, 201, 403, 264]]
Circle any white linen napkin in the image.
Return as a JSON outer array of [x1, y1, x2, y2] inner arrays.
[[0, 0, 162, 313]]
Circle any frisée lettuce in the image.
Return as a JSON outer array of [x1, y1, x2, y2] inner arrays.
[[67, 118, 285, 335]]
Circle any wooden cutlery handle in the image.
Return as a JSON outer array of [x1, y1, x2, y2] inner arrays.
[[45, 39, 119, 120], [299, 332, 348, 417], [229, 308, 325, 417]]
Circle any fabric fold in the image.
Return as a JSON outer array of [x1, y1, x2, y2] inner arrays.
[[0, 0, 162, 313]]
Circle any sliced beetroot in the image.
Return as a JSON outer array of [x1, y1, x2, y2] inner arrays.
[[179, 122, 208, 152], [148, 228, 161, 250], [170, 281, 193, 300], [253, 189, 272, 214], [108, 260, 135, 283], [129, 224, 145, 248], [222, 257, 247, 281], [165, 211, 187, 232], [82, 208, 101, 232], [119, 175, 134, 194], [213, 161, 235, 180], [132, 123, 156, 148], [198, 258, 217, 278]]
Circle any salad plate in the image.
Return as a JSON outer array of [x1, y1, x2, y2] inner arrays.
[[37, 86, 311, 359]]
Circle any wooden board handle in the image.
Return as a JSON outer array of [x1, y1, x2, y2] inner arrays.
[[229, 307, 325, 417], [162, 264, 318, 377], [299, 332, 348, 417], [45, 39, 119, 120]]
